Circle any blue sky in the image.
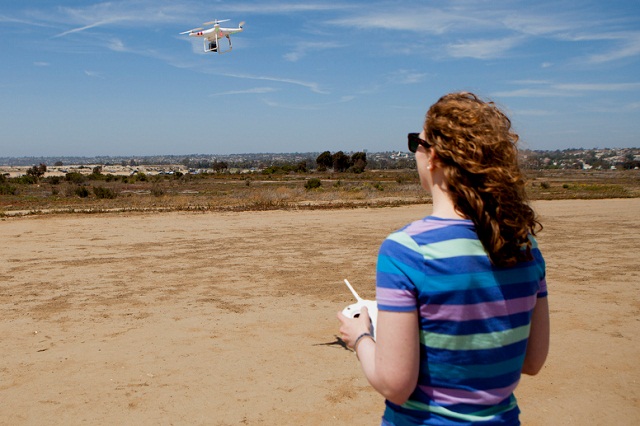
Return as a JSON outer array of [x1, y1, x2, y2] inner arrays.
[[1, 0, 639, 157]]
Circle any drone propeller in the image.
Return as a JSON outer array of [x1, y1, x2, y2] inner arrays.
[[179, 27, 203, 34], [239, 21, 245, 28], [203, 19, 230, 26]]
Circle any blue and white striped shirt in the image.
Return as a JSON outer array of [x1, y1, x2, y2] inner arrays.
[[377, 216, 547, 425]]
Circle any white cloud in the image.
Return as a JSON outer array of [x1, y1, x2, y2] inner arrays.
[[494, 81, 640, 98], [53, 19, 119, 38], [283, 41, 343, 62], [323, 3, 640, 66], [326, 8, 492, 35], [492, 88, 574, 98], [388, 70, 427, 85], [509, 80, 553, 85], [210, 87, 278, 96], [500, 13, 576, 37], [221, 73, 329, 94], [447, 36, 524, 59], [513, 109, 554, 116], [220, 4, 355, 14], [84, 70, 104, 78], [107, 38, 127, 52], [26, 1, 192, 38], [0, 14, 56, 28], [261, 94, 354, 110], [37, 0, 351, 38], [553, 83, 640, 92], [587, 32, 640, 63]]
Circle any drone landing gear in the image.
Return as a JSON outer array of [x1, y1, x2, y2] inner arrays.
[[203, 35, 232, 54]]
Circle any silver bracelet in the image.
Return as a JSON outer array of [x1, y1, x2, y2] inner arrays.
[[353, 332, 374, 355]]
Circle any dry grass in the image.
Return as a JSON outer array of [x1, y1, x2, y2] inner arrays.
[[1, 169, 638, 217], [525, 169, 640, 200]]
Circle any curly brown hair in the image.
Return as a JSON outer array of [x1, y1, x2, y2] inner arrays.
[[424, 92, 542, 267]]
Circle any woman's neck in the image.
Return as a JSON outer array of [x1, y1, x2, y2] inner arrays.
[[429, 170, 466, 220], [431, 196, 466, 219]]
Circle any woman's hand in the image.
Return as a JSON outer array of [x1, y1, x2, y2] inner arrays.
[[337, 306, 372, 349], [337, 308, 420, 405]]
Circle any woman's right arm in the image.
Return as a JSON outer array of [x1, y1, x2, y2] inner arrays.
[[354, 309, 420, 405], [522, 296, 550, 375]]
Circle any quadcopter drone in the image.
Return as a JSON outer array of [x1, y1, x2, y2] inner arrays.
[[180, 19, 245, 54]]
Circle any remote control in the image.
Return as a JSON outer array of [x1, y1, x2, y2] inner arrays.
[[341, 279, 378, 337]]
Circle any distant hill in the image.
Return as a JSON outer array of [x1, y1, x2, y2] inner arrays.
[[1, 147, 639, 170]]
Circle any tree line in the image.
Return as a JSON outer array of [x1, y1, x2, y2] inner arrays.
[[315, 151, 367, 173], [182, 151, 369, 174]]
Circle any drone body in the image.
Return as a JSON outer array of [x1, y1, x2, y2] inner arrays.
[[180, 19, 244, 54]]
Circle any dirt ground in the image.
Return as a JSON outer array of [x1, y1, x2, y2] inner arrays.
[[1, 199, 638, 425]]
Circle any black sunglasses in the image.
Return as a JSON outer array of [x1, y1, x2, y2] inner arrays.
[[408, 133, 431, 153]]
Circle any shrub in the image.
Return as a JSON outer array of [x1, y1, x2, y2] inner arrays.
[[88, 172, 106, 181], [18, 175, 37, 184], [151, 184, 164, 197], [75, 186, 90, 198], [93, 186, 117, 199], [396, 173, 416, 184], [540, 182, 550, 189], [304, 178, 322, 190], [26, 163, 47, 181], [0, 184, 17, 195], [66, 172, 86, 184], [262, 166, 279, 175]]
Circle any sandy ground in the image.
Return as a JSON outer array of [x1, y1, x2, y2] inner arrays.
[[1, 199, 639, 425]]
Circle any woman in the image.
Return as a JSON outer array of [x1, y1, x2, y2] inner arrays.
[[337, 92, 550, 425]]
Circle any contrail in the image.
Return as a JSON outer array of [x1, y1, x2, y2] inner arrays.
[[53, 19, 116, 38]]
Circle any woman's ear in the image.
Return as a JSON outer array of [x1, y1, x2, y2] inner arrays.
[[427, 148, 438, 170]]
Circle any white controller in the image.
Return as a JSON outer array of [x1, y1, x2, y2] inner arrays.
[[341, 279, 378, 337]]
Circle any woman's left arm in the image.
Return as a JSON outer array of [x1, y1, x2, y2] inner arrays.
[[338, 308, 420, 405]]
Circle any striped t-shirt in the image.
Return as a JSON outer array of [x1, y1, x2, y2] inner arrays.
[[376, 216, 547, 425]]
